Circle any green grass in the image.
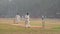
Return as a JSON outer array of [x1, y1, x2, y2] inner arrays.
[[0, 23, 60, 34], [0, 18, 60, 34]]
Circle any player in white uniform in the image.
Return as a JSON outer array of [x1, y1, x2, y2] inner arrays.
[[15, 13, 21, 24], [25, 13, 30, 28], [42, 15, 44, 21], [42, 15, 45, 28]]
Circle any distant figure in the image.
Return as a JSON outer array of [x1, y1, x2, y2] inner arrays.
[[25, 13, 30, 28], [15, 13, 21, 24], [42, 15, 45, 28], [42, 15, 45, 20]]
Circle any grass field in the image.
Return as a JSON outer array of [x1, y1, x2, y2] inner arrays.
[[0, 18, 60, 34]]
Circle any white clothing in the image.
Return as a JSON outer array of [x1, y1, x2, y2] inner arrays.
[[15, 15, 20, 23], [42, 16, 44, 18], [25, 15, 30, 27], [42, 15, 45, 23]]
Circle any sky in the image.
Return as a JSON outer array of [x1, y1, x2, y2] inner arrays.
[[0, 0, 60, 18]]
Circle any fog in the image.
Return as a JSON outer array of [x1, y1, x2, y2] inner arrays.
[[0, 0, 60, 18]]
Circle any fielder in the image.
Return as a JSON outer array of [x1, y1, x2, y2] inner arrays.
[[42, 15, 45, 20], [25, 13, 30, 28], [42, 15, 45, 28], [14, 13, 21, 24]]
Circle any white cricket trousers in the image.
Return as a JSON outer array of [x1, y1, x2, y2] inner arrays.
[[25, 20, 30, 28]]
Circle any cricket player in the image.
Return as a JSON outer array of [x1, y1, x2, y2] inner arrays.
[[42, 15, 45, 20], [15, 13, 21, 24], [25, 13, 30, 28], [42, 15, 45, 28]]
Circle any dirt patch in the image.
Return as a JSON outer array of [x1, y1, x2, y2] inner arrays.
[[12, 24, 41, 28], [11, 24, 51, 29]]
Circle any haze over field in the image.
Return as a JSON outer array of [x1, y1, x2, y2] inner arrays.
[[0, 0, 60, 18]]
